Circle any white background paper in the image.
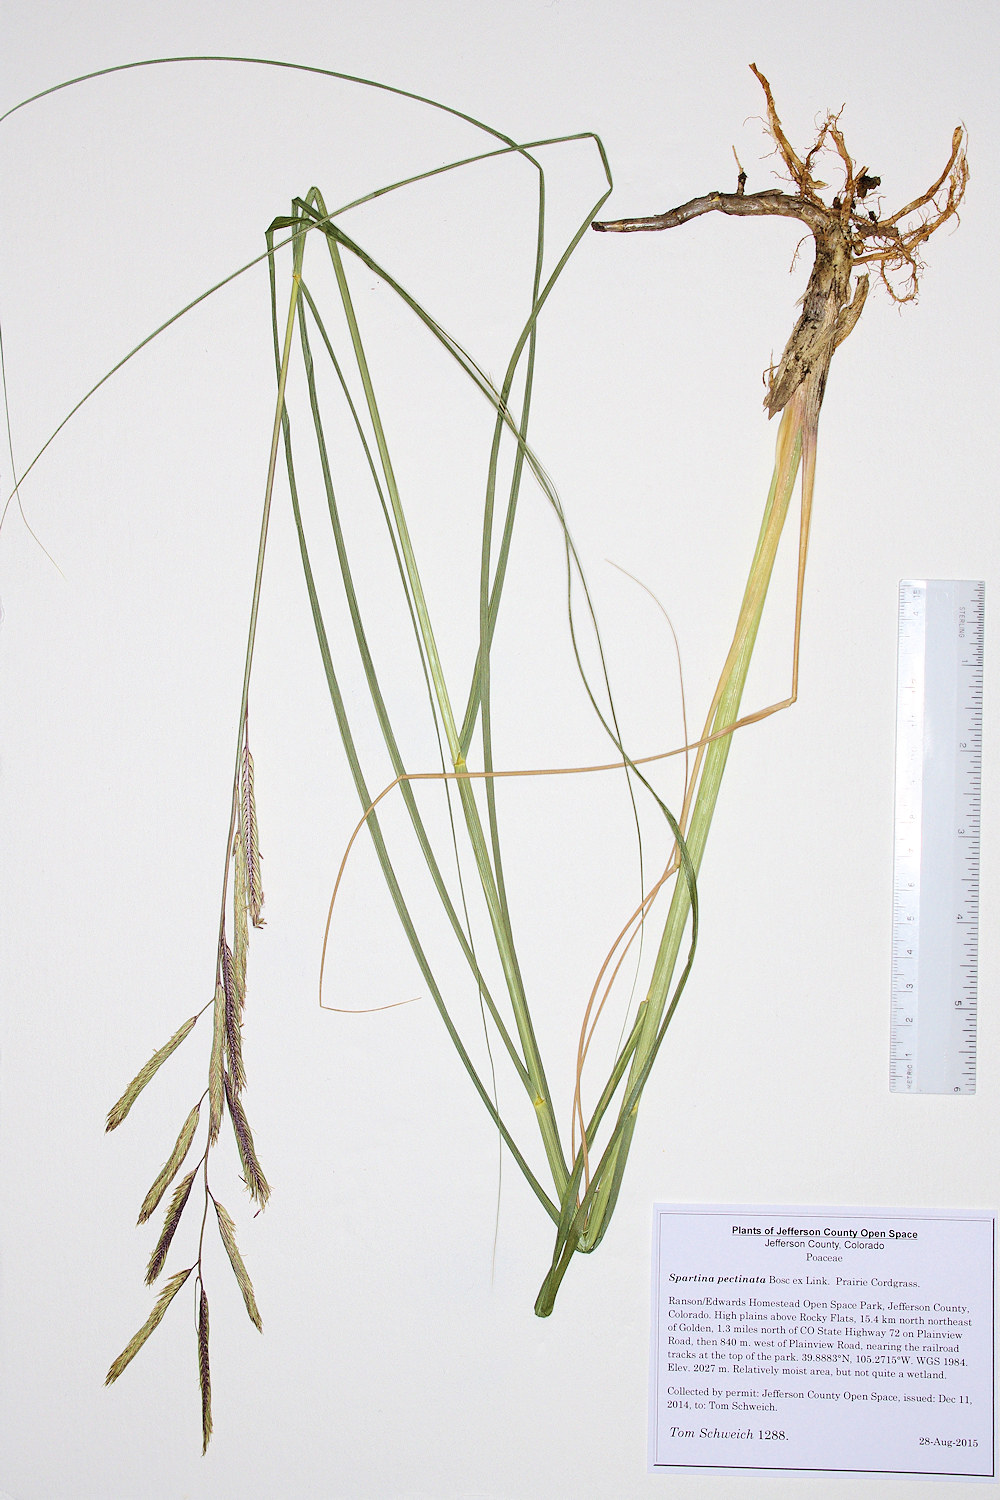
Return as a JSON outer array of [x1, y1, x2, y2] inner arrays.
[[1, 4, 998, 1498]]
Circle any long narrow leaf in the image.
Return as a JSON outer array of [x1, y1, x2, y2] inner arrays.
[[292, 278, 530, 1088], [317, 222, 568, 1191], [273, 315, 558, 1223]]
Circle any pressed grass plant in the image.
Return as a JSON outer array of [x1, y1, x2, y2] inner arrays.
[[2, 59, 966, 1446]]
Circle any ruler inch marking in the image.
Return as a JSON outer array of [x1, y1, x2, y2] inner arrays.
[[890, 579, 984, 1096]]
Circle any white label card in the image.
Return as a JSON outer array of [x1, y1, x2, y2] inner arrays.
[[650, 1205, 995, 1480]]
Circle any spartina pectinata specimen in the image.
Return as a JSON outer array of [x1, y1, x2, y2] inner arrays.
[[2, 57, 966, 1443]]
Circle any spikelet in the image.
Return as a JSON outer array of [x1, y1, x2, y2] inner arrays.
[[220, 937, 246, 1094], [208, 982, 226, 1145], [137, 1104, 201, 1224], [214, 1199, 262, 1330], [232, 831, 249, 1003], [240, 733, 265, 929], [224, 1070, 270, 1206], [106, 1016, 198, 1131], [145, 1169, 196, 1285], [198, 1285, 212, 1453], [105, 1267, 192, 1384]]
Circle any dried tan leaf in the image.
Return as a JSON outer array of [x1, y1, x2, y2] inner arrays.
[[105, 1266, 192, 1384], [106, 1015, 198, 1131], [145, 1169, 196, 1285], [137, 1104, 201, 1224], [214, 1199, 262, 1330]]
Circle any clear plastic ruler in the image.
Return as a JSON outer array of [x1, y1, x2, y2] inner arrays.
[[890, 579, 984, 1094]]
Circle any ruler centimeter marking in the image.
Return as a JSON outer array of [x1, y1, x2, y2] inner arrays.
[[890, 579, 984, 1094]]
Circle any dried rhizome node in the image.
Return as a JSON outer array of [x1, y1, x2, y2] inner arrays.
[[594, 64, 968, 430]]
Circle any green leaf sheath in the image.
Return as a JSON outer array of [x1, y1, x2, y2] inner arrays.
[[535, 406, 805, 1314]]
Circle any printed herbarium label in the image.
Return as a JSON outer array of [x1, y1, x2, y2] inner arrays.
[[650, 1205, 995, 1480]]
